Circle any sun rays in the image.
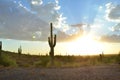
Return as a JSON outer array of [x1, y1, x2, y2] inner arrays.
[[65, 34, 103, 55]]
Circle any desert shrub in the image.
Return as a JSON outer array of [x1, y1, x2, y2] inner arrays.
[[55, 55, 75, 63], [89, 57, 100, 65], [34, 56, 50, 67], [103, 55, 116, 64], [116, 53, 120, 64], [0, 54, 17, 67], [34, 56, 63, 67], [46, 60, 62, 67]]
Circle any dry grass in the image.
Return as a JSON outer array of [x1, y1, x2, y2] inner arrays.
[[1, 51, 120, 68], [0, 51, 120, 80]]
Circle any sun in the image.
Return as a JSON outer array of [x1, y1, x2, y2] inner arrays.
[[66, 34, 103, 55]]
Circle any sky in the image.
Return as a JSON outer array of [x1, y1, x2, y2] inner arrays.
[[0, 0, 120, 55]]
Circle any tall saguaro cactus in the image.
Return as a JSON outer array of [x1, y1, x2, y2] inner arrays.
[[0, 41, 2, 56], [48, 23, 56, 64]]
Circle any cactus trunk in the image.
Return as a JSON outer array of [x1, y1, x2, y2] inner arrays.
[[0, 41, 2, 56], [48, 23, 56, 65], [18, 46, 22, 58]]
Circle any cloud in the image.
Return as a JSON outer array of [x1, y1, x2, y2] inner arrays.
[[0, 0, 48, 41], [100, 34, 120, 43], [105, 2, 120, 32], [98, 2, 120, 43], [109, 23, 120, 32], [71, 23, 90, 35], [105, 2, 120, 22], [0, 0, 85, 42], [102, 2, 120, 43], [31, 0, 43, 5], [55, 29, 83, 42], [0, 0, 83, 41], [71, 23, 86, 27]]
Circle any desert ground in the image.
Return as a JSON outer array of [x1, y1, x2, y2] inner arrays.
[[0, 65, 120, 80], [0, 51, 120, 80]]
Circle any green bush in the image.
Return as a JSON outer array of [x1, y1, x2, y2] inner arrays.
[[0, 54, 17, 67]]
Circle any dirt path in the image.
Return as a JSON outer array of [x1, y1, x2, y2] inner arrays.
[[0, 65, 120, 80]]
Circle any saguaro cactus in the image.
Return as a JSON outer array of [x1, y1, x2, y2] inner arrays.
[[0, 41, 2, 56], [18, 46, 22, 57], [48, 23, 56, 64], [99, 52, 104, 62]]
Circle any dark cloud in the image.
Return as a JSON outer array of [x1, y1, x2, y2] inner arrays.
[[100, 34, 120, 43], [71, 23, 85, 27], [104, 3, 120, 41], [106, 3, 120, 22], [71, 23, 91, 35], [105, 3, 120, 33], [56, 28, 83, 42], [0, 0, 84, 42]]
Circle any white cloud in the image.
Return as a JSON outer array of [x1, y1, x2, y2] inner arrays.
[[54, 0, 61, 10], [98, 6, 103, 11], [31, 0, 43, 5]]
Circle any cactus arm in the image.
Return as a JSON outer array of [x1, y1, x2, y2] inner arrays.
[[53, 34, 56, 47]]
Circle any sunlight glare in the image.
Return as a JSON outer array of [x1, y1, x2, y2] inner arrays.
[[66, 35, 103, 55]]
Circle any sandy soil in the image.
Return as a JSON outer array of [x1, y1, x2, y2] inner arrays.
[[0, 65, 120, 80]]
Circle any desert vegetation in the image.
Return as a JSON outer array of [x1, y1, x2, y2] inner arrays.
[[0, 50, 120, 80], [0, 50, 120, 68]]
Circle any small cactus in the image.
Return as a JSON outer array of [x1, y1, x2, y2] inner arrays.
[[117, 51, 120, 64], [18, 45, 22, 57], [0, 41, 2, 56], [48, 23, 56, 64], [99, 52, 104, 62]]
